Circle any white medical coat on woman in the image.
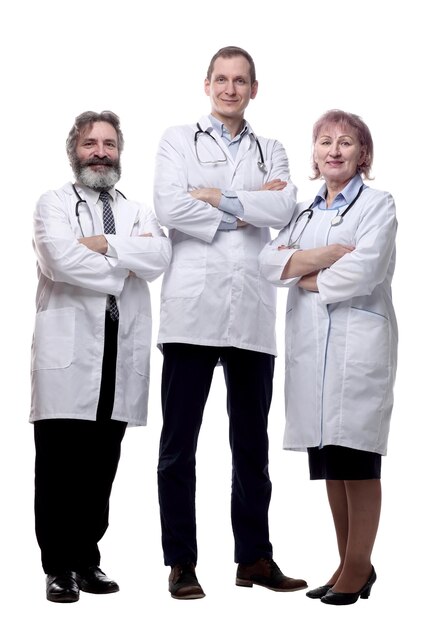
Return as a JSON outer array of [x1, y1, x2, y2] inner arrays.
[[30, 182, 172, 426], [259, 180, 397, 454], [154, 116, 297, 356]]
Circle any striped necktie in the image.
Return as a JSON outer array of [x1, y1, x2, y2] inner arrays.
[[99, 191, 119, 321]]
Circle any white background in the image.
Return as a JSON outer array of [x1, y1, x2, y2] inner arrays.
[[1, 1, 423, 624]]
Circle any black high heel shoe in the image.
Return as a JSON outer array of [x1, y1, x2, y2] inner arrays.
[[306, 584, 332, 599], [320, 567, 376, 605]]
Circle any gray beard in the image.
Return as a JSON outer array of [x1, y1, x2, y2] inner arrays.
[[76, 164, 121, 190]]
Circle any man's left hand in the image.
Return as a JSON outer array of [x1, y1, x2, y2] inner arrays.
[[190, 188, 222, 207], [79, 235, 108, 254]]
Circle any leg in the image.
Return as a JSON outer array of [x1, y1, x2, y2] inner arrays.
[[331, 479, 381, 593], [76, 418, 127, 570], [158, 343, 219, 566], [221, 348, 274, 564], [34, 419, 88, 574], [325, 480, 349, 584], [75, 312, 124, 570]]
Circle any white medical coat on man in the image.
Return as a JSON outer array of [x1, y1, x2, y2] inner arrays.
[[154, 115, 297, 356], [31, 182, 172, 426]]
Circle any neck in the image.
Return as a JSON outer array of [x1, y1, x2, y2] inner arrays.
[[211, 112, 244, 138], [325, 178, 351, 206]]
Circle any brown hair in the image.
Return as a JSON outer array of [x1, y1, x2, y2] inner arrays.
[[206, 46, 256, 84]]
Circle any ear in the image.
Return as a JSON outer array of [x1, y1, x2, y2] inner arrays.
[[250, 80, 258, 100], [358, 146, 367, 165], [204, 78, 211, 96]]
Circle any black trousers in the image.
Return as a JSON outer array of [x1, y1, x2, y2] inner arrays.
[[34, 313, 127, 574], [157, 343, 274, 566]]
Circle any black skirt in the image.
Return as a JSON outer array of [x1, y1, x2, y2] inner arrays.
[[308, 445, 381, 480]]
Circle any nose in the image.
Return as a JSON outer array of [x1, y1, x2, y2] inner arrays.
[[329, 143, 341, 157], [225, 81, 236, 95], [93, 142, 108, 158]]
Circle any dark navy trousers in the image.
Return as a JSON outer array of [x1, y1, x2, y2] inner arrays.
[[157, 343, 274, 566]]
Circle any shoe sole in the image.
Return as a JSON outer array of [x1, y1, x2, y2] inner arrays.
[[170, 592, 206, 600], [236, 578, 308, 592], [47, 593, 80, 603], [78, 585, 120, 594]]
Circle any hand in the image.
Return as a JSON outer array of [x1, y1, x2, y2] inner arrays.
[[79, 235, 108, 254], [298, 272, 319, 292], [236, 219, 248, 228], [139, 232, 153, 237], [261, 179, 287, 191], [190, 188, 222, 207], [314, 243, 355, 268]]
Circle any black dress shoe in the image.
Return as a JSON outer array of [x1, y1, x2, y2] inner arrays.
[[236, 558, 308, 592], [321, 567, 377, 605], [306, 584, 332, 599], [46, 572, 79, 603], [75, 566, 119, 594], [168, 562, 205, 599]]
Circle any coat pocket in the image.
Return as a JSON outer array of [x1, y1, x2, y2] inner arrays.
[[32, 308, 75, 370], [346, 306, 390, 366]]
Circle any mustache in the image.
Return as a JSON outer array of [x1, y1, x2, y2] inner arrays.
[[85, 156, 116, 166]]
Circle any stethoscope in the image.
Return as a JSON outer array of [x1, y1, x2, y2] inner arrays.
[[194, 124, 267, 172], [287, 184, 365, 249], [72, 184, 126, 236]]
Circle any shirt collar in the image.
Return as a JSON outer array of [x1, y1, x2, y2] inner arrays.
[[311, 173, 364, 209], [208, 114, 249, 143]]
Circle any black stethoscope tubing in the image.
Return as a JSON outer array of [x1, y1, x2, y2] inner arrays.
[[287, 184, 365, 248], [195, 123, 267, 172], [72, 184, 126, 236]]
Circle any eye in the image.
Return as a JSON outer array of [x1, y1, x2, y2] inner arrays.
[[236, 78, 246, 85]]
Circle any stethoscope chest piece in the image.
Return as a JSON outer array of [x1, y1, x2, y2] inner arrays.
[[331, 215, 343, 226]]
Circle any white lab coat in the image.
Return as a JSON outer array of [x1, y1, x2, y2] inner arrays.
[[154, 116, 297, 355], [259, 184, 398, 454], [30, 182, 172, 426]]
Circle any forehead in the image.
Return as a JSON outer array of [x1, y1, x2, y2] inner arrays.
[[78, 121, 118, 143], [211, 55, 251, 77], [318, 123, 358, 139]]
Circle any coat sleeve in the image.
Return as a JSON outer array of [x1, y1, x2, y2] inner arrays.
[[237, 140, 297, 229], [317, 190, 397, 304], [154, 127, 222, 242], [105, 206, 172, 282], [33, 190, 128, 296], [259, 228, 300, 287]]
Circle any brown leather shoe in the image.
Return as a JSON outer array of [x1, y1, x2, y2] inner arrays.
[[236, 558, 307, 592], [169, 562, 205, 599]]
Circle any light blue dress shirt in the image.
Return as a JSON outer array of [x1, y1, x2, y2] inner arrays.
[[209, 115, 246, 230]]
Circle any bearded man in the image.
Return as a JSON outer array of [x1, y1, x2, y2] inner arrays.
[[30, 110, 171, 603]]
